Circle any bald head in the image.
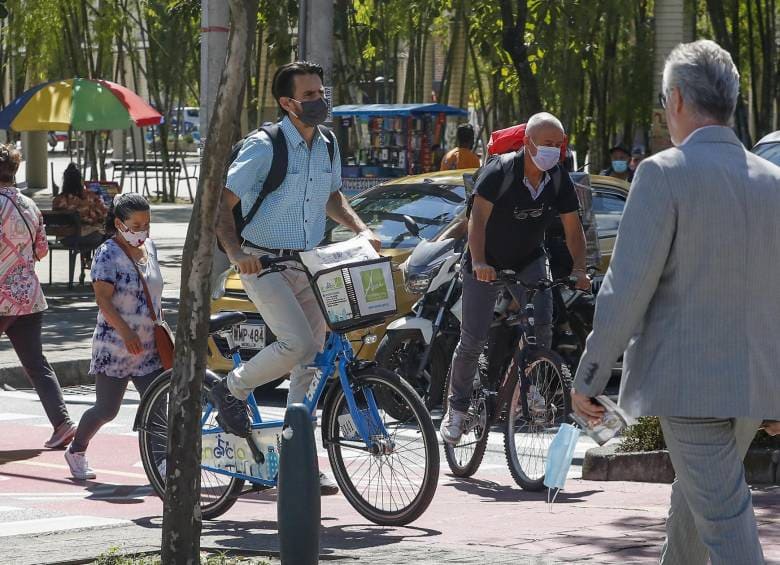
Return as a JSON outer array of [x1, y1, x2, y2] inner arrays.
[[526, 112, 564, 137]]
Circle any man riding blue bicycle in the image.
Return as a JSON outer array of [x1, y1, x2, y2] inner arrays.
[[214, 61, 380, 495], [440, 112, 591, 445]]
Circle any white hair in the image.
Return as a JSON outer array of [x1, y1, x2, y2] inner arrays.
[[662, 39, 739, 123], [526, 112, 565, 136]]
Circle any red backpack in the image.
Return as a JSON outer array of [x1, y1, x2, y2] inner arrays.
[[487, 123, 568, 159]]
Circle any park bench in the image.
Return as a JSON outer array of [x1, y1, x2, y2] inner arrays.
[[110, 159, 196, 201], [40, 210, 102, 288]]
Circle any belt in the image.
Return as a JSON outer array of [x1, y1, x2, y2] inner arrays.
[[242, 240, 303, 256]]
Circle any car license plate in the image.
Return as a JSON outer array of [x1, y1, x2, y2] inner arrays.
[[233, 323, 266, 349]]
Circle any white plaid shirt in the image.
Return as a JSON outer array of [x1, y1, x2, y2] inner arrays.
[[226, 116, 341, 250]]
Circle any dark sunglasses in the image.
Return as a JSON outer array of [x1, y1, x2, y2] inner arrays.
[[514, 208, 545, 220], [658, 92, 667, 109]]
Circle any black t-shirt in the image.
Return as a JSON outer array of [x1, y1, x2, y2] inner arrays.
[[471, 152, 580, 270]]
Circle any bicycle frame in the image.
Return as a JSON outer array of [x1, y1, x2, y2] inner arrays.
[[200, 330, 389, 487]]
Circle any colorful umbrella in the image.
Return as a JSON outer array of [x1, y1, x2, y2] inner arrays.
[[0, 78, 162, 131]]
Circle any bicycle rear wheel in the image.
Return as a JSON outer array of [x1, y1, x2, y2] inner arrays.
[[503, 350, 572, 491], [322, 367, 439, 526], [137, 374, 244, 519]]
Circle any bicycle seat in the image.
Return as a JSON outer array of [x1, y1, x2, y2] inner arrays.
[[209, 312, 247, 334]]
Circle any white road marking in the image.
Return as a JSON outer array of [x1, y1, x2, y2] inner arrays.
[[0, 516, 130, 537], [0, 457, 148, 480], [0, 413, 38, 421]]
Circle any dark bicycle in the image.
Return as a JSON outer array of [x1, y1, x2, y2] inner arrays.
[[443, 271, 576, 491]]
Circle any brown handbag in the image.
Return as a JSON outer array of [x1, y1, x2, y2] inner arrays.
[[117, 240, 175, 370]]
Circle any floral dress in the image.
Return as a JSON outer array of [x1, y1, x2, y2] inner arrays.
[[0, 186, 49, 316], [89, 238, 164, 378]]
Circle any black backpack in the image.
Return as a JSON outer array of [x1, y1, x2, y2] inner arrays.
[[218, 123, 336, 252]]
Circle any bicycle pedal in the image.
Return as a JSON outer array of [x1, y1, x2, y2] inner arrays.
[[245, 436, 266, 464]]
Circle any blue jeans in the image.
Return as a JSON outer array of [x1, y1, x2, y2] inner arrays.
[[447, 256, 551, 413]]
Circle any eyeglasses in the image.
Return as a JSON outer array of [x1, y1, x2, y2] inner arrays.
[[658, 92, 668, 109]]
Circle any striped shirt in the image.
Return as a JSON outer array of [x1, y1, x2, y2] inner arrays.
[[226, 116, 341, 250]]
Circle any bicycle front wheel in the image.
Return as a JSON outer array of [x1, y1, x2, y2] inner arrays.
[[322, 367, 439, 526], [137, 374, 244, 519], [503, 350, 572, 491]]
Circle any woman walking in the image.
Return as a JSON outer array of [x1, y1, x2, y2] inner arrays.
[[65, 193, 164, 480], [0, 143, 76, 448]]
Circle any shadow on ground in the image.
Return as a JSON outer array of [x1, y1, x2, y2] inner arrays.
[[135, 515, 441, 557], [445, 476, 601, 504]]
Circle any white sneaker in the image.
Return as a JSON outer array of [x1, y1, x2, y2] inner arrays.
[[440, 408, 467, 445], [65, 449, 96, 480]]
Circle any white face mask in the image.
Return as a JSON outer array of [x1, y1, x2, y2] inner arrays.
[[119, 221, 149, 247], [529, 138, 561, 171]]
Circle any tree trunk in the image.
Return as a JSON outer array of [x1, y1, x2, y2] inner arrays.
[[160, 1, 258, 563], [499, 0, 542, 118]]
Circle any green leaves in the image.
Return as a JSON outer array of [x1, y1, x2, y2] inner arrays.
[[0, 1, 8, 19]]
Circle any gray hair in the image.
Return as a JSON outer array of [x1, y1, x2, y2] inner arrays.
[[662, 39, 740, 124], [526, 112, 564, 136]]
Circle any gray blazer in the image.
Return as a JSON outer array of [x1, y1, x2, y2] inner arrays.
[[574, 126, 780, 418]]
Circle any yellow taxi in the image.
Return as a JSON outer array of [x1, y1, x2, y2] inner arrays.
[[208, 170, 629, 381]]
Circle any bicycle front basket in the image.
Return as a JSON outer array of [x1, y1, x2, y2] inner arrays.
[[308, 257, 397, 332]]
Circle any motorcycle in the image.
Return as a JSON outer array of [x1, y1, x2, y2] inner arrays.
[[374, 216, 465, 409]]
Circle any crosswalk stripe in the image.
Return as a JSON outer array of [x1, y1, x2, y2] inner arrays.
[[0, 516, 130, 537], [0, 458, 148, 480]]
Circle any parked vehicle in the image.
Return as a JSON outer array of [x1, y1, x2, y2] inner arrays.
[[752, 130, 780, 167], [207, 171, 629, 392], [208, 171, 470, 382]]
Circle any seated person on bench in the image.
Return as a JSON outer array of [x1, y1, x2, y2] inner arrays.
[[53, 163, 107, 249]]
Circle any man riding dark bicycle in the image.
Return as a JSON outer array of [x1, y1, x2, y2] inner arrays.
[[440, 112, 591, 445]]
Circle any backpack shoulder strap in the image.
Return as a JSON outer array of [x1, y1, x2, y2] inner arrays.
[[494, 151, 520, 202], [242, 123, 287, 224], [550, 166, 563, 199], [318, 125, 336, 164]]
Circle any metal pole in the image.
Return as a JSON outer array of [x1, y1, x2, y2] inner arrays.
[[277, 403, 320, 565]]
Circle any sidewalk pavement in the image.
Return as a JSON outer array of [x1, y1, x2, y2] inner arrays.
[[0, 188, 191, 388]]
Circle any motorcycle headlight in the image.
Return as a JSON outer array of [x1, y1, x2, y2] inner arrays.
[[404, 272, 434, 294]]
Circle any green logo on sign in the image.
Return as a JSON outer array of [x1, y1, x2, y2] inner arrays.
[[361, 268, 388, 301]]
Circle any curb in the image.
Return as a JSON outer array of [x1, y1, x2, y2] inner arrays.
[[0, 358, 94, 389], [583, 444, 780, 484]]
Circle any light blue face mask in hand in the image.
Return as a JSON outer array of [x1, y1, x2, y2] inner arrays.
[[544, 423, 581, 508]]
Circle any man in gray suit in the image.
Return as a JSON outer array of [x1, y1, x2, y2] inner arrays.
[[571, 40, 780, 565]]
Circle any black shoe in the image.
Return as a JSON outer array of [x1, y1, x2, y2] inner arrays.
[[209, 379, 251, 438]]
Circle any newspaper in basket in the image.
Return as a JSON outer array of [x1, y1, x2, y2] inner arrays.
[[299, 237, 397, 332]]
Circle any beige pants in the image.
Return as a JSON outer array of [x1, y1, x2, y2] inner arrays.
[[226, 251, 326, 406]]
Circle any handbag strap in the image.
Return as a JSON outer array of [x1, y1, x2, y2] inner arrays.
[[115, 238, 159, 323], [0, 191, 40, 261]]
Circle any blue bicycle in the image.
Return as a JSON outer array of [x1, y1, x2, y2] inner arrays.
[[135, 254, 440, 525]]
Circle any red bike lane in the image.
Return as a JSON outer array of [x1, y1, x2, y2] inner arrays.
[[1, 421, 778, 563]]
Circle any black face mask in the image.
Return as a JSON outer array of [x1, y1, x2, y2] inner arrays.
[[290, 97, 328, 127]]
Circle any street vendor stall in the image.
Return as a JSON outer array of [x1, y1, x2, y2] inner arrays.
[[332, 103, 468, 195]]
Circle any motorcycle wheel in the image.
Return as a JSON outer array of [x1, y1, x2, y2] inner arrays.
[[375, 329, 451, 414]]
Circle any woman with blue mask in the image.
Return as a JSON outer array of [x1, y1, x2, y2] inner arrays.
[[601, 145, 633, 181]]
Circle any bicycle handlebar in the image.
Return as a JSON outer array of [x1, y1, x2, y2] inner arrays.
[[258, 254, 297, 270], [494, 270, 580, 291]]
